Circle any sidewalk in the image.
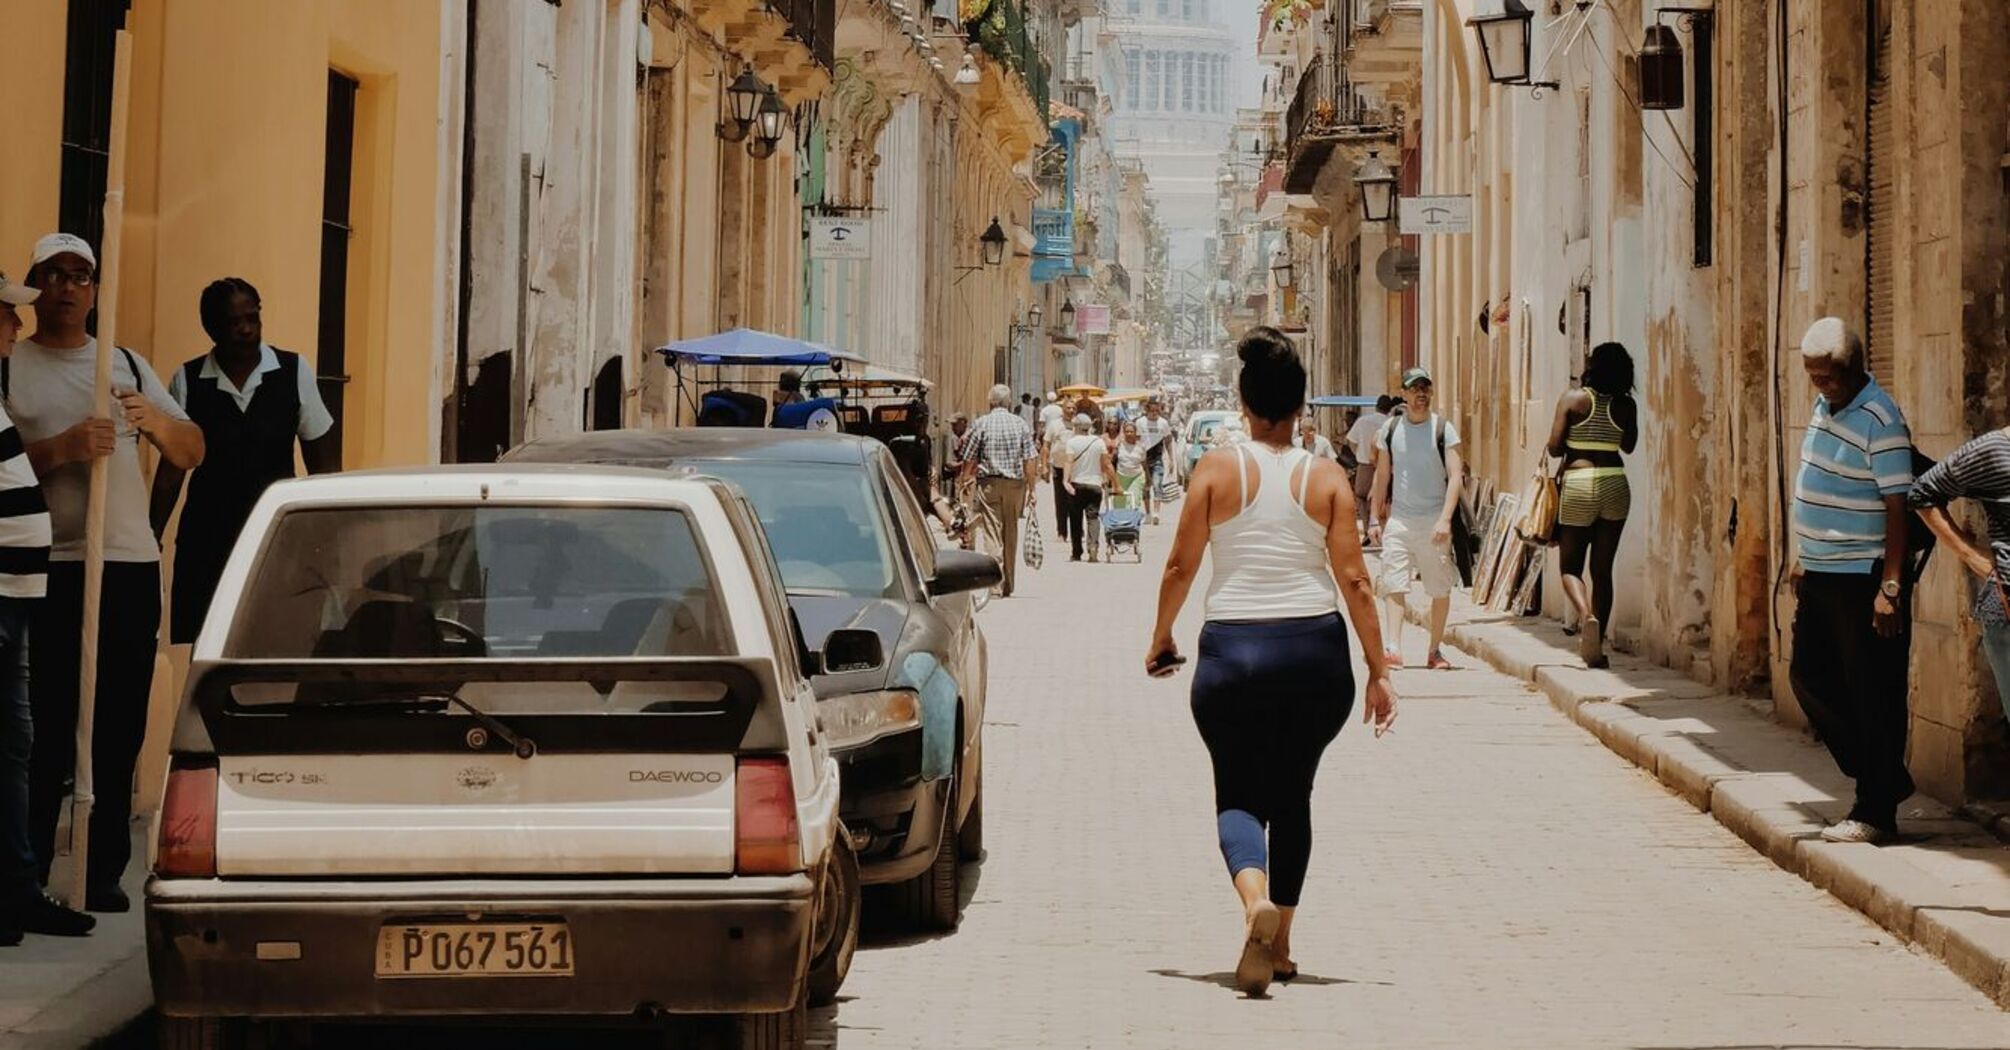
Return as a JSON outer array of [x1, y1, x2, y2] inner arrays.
[[1398, 586, 2010, 1008], [0, 825, 152, 1049]]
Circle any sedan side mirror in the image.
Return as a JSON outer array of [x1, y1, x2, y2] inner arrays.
[[818, 629, 885, 675], [927, 548, 1003, 597]]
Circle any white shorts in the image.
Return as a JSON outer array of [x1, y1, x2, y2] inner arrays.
[[1380, 515, 1458, 599]]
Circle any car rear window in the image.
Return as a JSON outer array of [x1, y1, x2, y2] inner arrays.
[[224, 504, 733, 661]]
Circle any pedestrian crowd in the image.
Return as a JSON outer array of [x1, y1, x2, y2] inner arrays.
[[2, 232, 334, 948]]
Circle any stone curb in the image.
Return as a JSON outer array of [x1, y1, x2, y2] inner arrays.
[[1401, 597, 2010, 1010]]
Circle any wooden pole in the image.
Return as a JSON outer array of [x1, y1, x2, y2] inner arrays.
[[67, 27, 133, 912]]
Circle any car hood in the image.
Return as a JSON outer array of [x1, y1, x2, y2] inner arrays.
[[789, 594, 913, 697]]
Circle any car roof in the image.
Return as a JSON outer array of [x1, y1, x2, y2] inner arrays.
[[254, 465, 734, 507], [506, 427, 877, 468]]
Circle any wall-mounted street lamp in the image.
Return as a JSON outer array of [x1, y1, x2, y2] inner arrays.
[[1466, 0, 1559, 93], [1353, 149, 1397, 222], [954, 217, 1010, 281], [746, 85, 789, 159], [1269, 247, 1295, 290], [1638, 8, 1714, 110], [719, 67, 766, 143], [954, 50, 982, 85], [1058, 297, 1077, 331], [1028, 301, 1045, 326]]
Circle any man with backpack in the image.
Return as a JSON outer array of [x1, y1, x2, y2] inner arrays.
[[1789, 318, 1919, 845], [1369, 368, 1463, 670]]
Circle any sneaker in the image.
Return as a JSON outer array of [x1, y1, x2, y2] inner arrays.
[[1426, 649, 1455, 671], [1383, 649, 1405, 669], [1150, 513, 1160, 526], [1236, 900, 1279, 998], [1819, 819, 1890, 845], [7, 892, 97, 936], [85, 884, 130, 914]]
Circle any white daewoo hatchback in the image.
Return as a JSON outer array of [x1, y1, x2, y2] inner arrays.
[[146, 468, 860, 1050]]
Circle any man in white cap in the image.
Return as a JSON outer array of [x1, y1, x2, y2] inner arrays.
[[0, 270, 97, 943], [4, 233, 203, 912], [1789, 316, 1917, 844]]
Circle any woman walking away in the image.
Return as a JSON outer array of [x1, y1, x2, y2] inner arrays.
[[1111, 420, 1149, 510], [1147, 327, 1396, 998], [1545, 342, 1638, 668], [1908, 425, 2010, 718], [1062, 414, 1110, 562]]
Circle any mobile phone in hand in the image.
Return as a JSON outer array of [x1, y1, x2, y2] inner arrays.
[[1148, 651, 1187, 678]]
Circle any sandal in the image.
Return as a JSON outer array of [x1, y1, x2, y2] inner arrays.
[[1236, 901, 1280, 997]]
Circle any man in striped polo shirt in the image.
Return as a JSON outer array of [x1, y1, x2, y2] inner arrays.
[[1790, 317, 1916, 845], [0, 271, 94, 943]]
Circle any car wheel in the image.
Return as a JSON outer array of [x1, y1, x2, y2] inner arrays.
[[806, 830, 860, 1007], [956, 767, 983, 862], [895, 782, 961, 931], [696, 999, 806, 1050], [157, 1017, 249, 1050]]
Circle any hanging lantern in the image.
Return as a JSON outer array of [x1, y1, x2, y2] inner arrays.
[[1466, 0, 1535, 85], [980, 217, 1008, 267], [1638, 23, 1685, 109], [1354, 149, 1397, 222]]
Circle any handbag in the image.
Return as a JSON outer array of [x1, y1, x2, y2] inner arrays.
[[1021, 504, 1044, 570], [1516, 456, 1562, 545]]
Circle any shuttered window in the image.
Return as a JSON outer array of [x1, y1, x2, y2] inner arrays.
[[1864, 3, 1897, 391]]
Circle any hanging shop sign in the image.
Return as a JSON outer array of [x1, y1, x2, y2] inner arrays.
[[1075, 304, 1112, 335], [1397, 195, 1473, 235], [809, 216, 873, 260]]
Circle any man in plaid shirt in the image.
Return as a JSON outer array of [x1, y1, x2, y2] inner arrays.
[[959, 384, 1038, 596]]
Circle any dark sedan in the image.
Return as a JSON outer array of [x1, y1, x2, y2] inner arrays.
[[506, 429, 995, 930]]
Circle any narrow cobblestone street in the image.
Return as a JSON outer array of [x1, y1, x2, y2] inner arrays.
[[816, 505, 2010, 1049]]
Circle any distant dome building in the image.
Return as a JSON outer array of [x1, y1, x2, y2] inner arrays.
[[1105, 0, 1238, 276]]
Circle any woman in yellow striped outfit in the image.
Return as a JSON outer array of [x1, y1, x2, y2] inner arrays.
[[1545, 343, 1638, 668]]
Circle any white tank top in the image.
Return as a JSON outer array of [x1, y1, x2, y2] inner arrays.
[[1203, 444, 1342, 622]]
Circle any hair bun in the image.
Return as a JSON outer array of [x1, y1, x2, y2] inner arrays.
[[1237, 329, 1293, 365]]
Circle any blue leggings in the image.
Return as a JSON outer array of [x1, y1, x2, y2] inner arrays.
[[1190, 614, 1354, 907]]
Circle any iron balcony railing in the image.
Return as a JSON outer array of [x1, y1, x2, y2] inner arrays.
[[969, 0, 1050, 120], [1032, 208, 1073, 258], [774, 0, 837, 71], [1285, 51, 1385, 150]]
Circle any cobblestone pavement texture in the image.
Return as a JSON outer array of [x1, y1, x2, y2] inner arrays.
[[814, 501, 2010, 1048]]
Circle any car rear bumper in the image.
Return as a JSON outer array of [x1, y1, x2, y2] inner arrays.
[[146, 874, 815, 1019]]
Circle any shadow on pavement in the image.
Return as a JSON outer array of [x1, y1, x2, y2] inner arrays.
[[1146, 967, 1392, 991]]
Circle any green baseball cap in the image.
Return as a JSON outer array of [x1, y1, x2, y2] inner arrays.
[[1401, 367, 1433, 389]]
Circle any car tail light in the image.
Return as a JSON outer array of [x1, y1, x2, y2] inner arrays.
[[735, 756, 800, 875], [157, 760, 218, 878]]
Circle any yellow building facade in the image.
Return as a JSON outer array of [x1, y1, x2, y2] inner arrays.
[[0, 0, 450, 470]]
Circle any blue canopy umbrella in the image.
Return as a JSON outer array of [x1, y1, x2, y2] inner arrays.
[[656, 328, 866, 367]]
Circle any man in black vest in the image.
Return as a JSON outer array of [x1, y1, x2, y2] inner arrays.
[[149, 278, 339, 644]]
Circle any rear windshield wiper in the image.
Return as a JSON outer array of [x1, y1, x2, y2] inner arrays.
[[319, 692, 538, 760]]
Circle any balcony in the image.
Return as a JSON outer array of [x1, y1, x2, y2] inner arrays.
[[1033, 208, 1075, 258], [1339, 0, 1423, 88], [773, 0, 837, 71], [970, 0, 1051, 127], [1283, 53, 1396, 195], [699, 0, 836, 102]]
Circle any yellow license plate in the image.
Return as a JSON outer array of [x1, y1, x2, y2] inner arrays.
[[375, 922, 574, 979]]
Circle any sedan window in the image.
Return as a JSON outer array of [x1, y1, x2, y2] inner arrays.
[[682, 460, 901, 600]]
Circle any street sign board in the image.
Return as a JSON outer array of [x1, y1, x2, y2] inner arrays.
[[1076, 304, 1112, 335], [1398, 195, 1473, 235], [808, 216, 872, 260]]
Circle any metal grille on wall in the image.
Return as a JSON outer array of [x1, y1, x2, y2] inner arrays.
[[57, 0, 132, 253], [1864, 1, 1898, 393]]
